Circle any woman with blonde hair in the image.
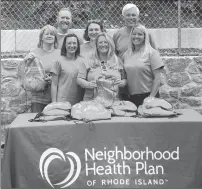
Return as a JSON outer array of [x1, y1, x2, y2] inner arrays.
[[77, 32, 127, 101], [23, 24, 60, 112], [123, 24, 164, 107]]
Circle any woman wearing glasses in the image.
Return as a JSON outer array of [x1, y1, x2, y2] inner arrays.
[[77, 32, 127, 101]]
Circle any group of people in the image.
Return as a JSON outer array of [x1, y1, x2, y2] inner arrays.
[[23, 3, 164, 113]]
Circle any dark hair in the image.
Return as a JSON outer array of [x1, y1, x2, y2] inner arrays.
[[83, 20, 105, 41], [61, 33, 80, 58]]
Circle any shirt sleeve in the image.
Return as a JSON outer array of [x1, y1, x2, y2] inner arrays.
[[50, 61, 61, 76], [150, 50, 164, 71], [149, 32, 158, 50], [77, 60, 87, 79]]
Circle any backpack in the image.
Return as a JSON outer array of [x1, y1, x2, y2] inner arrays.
[[29, 102, 71, 122], [110, 100, 137, 117], [22, 55, 46, 92], [138, 97, 180, 118], [94, 76, 118, 108], [71, 101, 111, 121]]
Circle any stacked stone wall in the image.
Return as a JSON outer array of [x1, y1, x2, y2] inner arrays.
[[1, 59, 32, 125], [160, 56, 202, 115], [1, 56, 202, 125]]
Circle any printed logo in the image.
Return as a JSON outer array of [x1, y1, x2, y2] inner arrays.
[[39, 148, 81, 188]]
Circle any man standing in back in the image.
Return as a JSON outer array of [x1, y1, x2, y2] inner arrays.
[[56, 8, 83, 48]]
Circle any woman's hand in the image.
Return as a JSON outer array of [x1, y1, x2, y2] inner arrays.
[[88, 81, 97, 89], [24, 53, 36, 62], [44, 73, 52, 84], [114, 79, 126, 88]]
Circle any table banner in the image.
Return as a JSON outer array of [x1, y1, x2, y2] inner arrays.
[[1, 110, 202, 188]]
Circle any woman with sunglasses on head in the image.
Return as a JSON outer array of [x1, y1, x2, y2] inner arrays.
[[23, 25, 60, 112], [123, 24, 164, 107], [50, 33, 84, 105], [77, 32, 127, 101], [80, 20, 105, 58]]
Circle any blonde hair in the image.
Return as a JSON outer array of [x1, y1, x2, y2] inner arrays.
[[90, 33, 118, 68], [122, 3, 140, 16], [125, 24, 152, 60], [37, 25, 58, 48]]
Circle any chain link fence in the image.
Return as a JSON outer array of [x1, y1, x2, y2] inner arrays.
[[1, 0, 202, 57]]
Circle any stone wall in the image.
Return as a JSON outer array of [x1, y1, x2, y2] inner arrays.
[[1, 56, 202, 125], [160, 56, 202, 115], [1, 59, 32, 125]]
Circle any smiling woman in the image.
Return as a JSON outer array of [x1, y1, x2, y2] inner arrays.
[[77, 33, 127, 101], [113, 3, 157, 59], [123, 24, 164, 107], [80, 20, 105, 58], [50, 33, 85, 105], [22, 25, 60, 113]]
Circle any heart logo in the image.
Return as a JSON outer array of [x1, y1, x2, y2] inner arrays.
[[39, 148, 81, 188]]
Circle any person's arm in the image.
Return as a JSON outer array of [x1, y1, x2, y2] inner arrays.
[[149, 32, 158, 50], [77, 78, 97, 89], [113, 30, 119, 56], [149, 50, 164, 97], [51, 74, 59, 102], [77, 60, 97, 89], [113, 56, 127, 88], [50, 61, 61, 102], [150, 68, 162, 97]]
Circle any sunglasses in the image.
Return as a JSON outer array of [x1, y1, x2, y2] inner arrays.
[[101, 61, 107, 71]]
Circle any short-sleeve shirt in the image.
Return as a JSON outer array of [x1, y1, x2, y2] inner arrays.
[[80, 42, 93, 57], [50, 56, 85, 105], [113, 26, 157, 59], [78, 55, 124, 100], [26, 48, 61, 104], [123, 49, 164, 95], [80, 42, 94, 68]]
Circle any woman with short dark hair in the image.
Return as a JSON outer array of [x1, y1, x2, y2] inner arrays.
[[51, 33, 84, 105]]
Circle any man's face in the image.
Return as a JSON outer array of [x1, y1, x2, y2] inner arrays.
[[123, 8, 139, 27], [57, 10, 72, 32]]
